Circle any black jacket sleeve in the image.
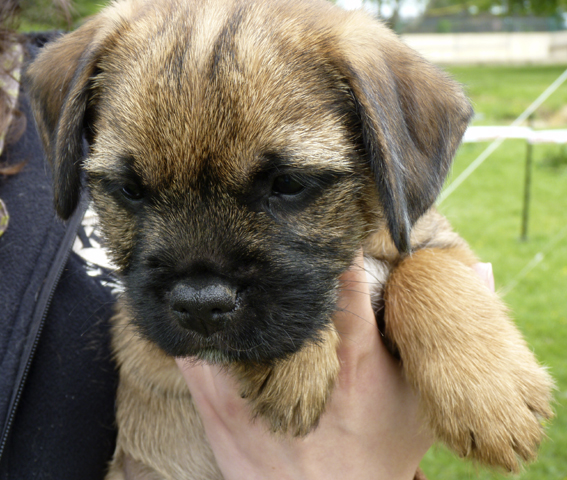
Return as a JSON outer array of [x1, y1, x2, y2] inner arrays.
[[0, 35, 118, 480]]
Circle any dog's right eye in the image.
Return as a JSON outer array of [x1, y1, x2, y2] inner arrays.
[[271, 175, 304, 196], [121, 183, 144, 201]]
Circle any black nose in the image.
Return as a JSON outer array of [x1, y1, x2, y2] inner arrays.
[[170, 279, 237, 336]]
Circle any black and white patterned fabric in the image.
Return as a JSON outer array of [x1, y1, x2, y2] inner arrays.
[[73, 206, 123, 295]]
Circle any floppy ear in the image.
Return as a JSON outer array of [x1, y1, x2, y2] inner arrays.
[[26, 14, 119, 219], [335, 17, 473, 253]]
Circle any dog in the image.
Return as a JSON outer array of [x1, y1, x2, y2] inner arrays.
[[27, 0, 553, 478]]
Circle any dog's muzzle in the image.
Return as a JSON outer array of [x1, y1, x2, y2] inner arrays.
[[169, 277, 239, 336]]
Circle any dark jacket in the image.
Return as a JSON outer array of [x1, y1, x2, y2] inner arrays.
[[0, 35, 117, 479]]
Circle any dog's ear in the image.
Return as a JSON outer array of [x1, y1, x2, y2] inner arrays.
[[335, 18, 473, 253], [26, 14, 119, 219]]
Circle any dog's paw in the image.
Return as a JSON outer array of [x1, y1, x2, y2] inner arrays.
[[384, 248, 554, 472], [231, 325, 340, 436], [422, 356, 553, 472]]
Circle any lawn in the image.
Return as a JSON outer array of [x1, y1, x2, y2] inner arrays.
[[449, 65, 567, 127], [419, 66, 567, 478], [18, 0, 103, 31]]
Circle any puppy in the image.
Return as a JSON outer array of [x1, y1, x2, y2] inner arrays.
[[27, 0, 553, 478]]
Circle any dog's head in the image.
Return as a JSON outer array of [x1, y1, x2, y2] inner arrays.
[[27, 0, 472, 362]]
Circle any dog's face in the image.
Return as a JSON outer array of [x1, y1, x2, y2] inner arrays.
[[87, 23, 371, 361], [27, 0, 472, 363]]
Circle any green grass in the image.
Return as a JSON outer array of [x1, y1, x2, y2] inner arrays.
[[420, 67, 567, 479], [448, 65, 567, 126], [18, 0, 104, 32]]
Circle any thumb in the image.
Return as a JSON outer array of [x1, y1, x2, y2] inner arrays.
[[333, 249, 378, 352]]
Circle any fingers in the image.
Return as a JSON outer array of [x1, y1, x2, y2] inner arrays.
[[471, 262, 495, 292], [175, 359, 244, 419], [334, 249, 374, 335], [333, 249, 383, 369]]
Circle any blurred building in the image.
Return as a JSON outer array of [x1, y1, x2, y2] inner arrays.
[[402, 30, 567, 64], [405, 14, 566, 34], [335, 0, 567, 64]]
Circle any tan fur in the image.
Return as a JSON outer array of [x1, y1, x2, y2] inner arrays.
[[106, 305, 221, 479], [378, 213, 553, 471], [231, 325, 341, 436], [25, 0, 553, 479]]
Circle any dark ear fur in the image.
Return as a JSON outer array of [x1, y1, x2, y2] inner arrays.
[[26, 16, 115, 219], [336, 20, 473, 253]]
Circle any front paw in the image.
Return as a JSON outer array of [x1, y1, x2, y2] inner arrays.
[[422, 352, 553, 472], [231, 325, 340, 436], [384, 249, 554, 472]]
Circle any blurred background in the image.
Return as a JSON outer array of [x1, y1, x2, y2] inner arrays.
[[335, 3, 567, 479], [19, 1, 567, 478]]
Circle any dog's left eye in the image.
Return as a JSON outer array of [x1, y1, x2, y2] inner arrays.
[[121, 183, 144, 201], [271, 175, 304, 196]]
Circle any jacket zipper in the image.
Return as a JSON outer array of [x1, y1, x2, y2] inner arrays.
[[0, 198, 88, 462]]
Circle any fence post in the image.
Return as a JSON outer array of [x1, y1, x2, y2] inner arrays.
[[520, 117, 534, 241]]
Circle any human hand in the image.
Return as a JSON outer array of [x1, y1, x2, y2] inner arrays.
[[176, 249, 433, 480], [471, 262, 495, 292]]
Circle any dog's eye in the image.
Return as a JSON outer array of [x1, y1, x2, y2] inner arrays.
[[271, 175, 304, 196], [121, 183, 144, 201]]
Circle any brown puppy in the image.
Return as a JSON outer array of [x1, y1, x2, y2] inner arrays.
[[27, 0, 553, 478]]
